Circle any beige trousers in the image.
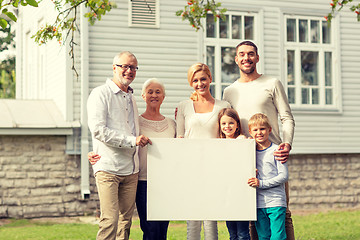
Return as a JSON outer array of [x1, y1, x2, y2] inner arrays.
[[187, 220, 218, 240], [95, 171, 138, 240]]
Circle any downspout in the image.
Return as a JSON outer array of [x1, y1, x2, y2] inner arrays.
[[80, 4, 90, 199]]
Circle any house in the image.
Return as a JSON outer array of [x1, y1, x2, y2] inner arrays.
[[3, 0, 360, 218]]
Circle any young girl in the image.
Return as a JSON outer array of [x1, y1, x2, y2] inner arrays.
[[217, 108, 250, 240], [218, 108, 244, 139]]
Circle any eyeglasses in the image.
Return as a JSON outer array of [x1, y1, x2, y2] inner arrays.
[[115, 64, 138, 72]]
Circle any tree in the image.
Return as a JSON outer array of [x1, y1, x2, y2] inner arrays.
[[176, 0, 226, 31], [326, 0, 360, 22], [0, 57, 15, 98], [1, 0, 359, 41], [0, 0, 38, 29], [0, 22, 15, 98], [1, 0, 226, 42]]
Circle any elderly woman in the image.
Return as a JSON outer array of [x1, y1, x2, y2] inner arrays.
[[176, 63, 231, 240], [89, 78, 176, 240]]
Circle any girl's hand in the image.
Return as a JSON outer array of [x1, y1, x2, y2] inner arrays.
[[247, 177, 259, 188], [88, 152, 101, 165]]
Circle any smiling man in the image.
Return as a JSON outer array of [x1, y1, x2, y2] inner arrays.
[[87, 51, 151, 240], [223, 41, 295, 240]]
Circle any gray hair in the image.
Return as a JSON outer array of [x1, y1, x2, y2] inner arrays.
[[113, 51, 137, 65], [142, 78, 166, 96]]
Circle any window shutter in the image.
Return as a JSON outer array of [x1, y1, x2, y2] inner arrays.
[[130, 0, 158, 27]]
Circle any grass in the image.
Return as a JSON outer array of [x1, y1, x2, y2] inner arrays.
[[1, 209, 360, 240], [292, 209, 360, 240]]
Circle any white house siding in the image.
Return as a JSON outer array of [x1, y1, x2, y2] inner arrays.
[[338, 12, 360, 152], [17, 2, 70, 120], [79, 0, 360, 154], [262, 7, 281, 78], [17, 0, 360, 154]]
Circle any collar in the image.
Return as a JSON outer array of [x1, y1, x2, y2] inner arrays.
[[106, 78, 134, 94]]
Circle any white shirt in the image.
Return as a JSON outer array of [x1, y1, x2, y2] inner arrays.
[[87, 79, 140, 176], [176, 99, 231, 139]]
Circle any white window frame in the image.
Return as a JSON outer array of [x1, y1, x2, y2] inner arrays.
[[283, 14, 340, 112], [129, 0, 160, 28], [204, 11, 260, 100]]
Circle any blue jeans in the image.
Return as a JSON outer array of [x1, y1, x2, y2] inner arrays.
[[255, 207, 286, 240], [226, 221, 250, 240], [136, 181, 169, 240]]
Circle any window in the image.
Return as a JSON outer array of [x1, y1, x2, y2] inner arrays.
[[129, 0, 159, 28], [285, 16, 337, 109], [205, 13, 257, 99]]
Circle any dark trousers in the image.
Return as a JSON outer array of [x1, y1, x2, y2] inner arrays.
[[136, 180, 169, 240], [226, 221, 250, 240]]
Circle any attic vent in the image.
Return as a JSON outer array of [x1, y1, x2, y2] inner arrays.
[[130, 0, 159, 28]]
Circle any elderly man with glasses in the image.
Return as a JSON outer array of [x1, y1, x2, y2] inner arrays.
[[88, 51, 151, 240]]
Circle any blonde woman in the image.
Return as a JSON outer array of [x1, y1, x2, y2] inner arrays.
[[176, 63, 230, 240]]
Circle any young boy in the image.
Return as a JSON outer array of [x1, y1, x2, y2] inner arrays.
[[247, 113, 288, 240]]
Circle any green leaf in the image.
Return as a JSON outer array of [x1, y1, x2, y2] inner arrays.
[[12, 0, 20, 7], [0, 18, 8, 29], [2, 9, 8, 13], [5, 12, 17, 22], [25, 0, 39, 7], [175, 10, 183, 16]]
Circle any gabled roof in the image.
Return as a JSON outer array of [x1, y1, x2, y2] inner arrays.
[[0, 99, 80, 135]]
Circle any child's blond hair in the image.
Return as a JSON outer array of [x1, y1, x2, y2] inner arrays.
[[248, 113, 272, 130]]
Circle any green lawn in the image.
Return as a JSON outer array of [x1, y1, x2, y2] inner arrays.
[[0, 209, 359, 240]]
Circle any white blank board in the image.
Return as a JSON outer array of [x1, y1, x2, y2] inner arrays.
[[147, 138, 256, 221]]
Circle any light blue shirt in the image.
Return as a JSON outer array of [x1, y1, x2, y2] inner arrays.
[[87, 79, 139, 176], [256, 143, 288, 208]]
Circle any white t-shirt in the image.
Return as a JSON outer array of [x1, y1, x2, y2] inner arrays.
[[176, 99, 231, 139]]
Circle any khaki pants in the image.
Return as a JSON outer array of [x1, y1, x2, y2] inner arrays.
[[95, 171, 138, 240], [250, 182, 295, 240]]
